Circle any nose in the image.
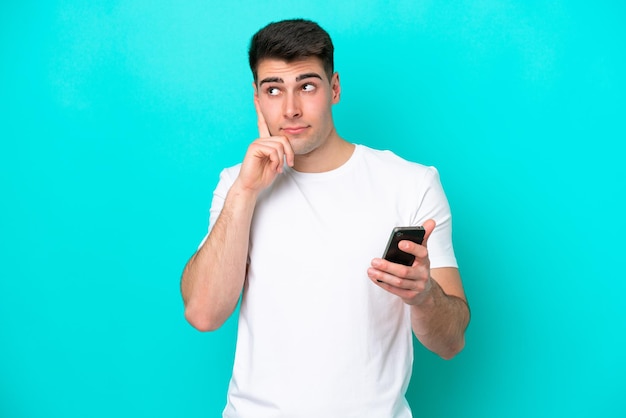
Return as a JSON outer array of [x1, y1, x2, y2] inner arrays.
[[283, 92, 302, 119]]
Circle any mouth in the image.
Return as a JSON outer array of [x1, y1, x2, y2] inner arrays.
[[281, 126, 309, 136]]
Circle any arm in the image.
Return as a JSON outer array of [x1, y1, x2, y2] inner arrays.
[[410, 267, 469, 359], [367, 219, 470, 359], [181, 100, 295, 331], [180, 183, 258, 331]]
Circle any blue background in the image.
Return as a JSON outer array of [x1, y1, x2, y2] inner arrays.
[[1, 1, 624, 417]]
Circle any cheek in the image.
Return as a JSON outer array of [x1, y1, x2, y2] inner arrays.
[[306, 97, 331, 117], [315, 101, 334, 123], [259, 101, 280, 121]]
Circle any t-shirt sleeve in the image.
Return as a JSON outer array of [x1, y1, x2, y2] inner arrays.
[[412, 166, 458, 269], [197, 165, 240, 248]]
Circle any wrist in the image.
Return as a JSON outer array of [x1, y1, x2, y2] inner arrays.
[[411, 276, 435, 306], [230, 179, 261, 201]]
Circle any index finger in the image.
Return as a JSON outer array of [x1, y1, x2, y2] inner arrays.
[[254, 97, 271, 138]]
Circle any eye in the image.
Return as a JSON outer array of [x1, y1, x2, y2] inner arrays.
[[267, 87, 280, 96], [302, 83, 316, 92]]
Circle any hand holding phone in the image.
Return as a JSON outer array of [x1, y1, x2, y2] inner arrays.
[[382, 226, 426, 266]]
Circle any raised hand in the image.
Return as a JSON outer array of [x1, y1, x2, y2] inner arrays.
[[235, 99, 295, 194]]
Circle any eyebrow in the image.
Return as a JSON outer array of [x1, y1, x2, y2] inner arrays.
[[259, 73, 323, 85], [296, 73, 323, 82]]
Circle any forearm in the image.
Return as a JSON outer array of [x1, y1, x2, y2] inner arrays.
[[181, 183, 257, 331], [410, 278, 470, 360]]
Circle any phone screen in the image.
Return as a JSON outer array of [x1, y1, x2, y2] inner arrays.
[[382, 226, 425, 266]]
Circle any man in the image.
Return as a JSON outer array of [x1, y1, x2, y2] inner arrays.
[[181, 19, 469, 418]]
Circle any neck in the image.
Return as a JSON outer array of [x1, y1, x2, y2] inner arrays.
[[293, 131, 355, 173]]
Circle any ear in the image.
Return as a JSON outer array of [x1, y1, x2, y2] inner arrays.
[[330, 72, 341, 104], [252, 81, 259, 100]]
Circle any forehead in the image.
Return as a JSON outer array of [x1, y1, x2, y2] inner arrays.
[[256, 57, 327, 82]]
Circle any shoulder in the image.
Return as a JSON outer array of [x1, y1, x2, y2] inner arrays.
[[219, 163, 242, 183], [356, 144, 439, 181], [211, 163, 242, 197]]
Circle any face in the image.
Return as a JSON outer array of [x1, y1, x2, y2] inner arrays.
[[253, 57, 341, 156]]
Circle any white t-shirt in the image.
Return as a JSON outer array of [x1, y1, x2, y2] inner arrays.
[[206, 145, 457, 418]]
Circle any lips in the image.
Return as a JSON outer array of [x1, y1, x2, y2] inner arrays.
[[281, 126, 309, 135]]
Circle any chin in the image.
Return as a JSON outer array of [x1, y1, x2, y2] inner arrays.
[[292, 142, 319, 156]]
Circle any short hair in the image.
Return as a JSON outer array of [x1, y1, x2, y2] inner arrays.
[[248, 19, 334, 83]]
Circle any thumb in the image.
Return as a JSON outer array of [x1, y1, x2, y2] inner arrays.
[[422, 219, 436, 247]]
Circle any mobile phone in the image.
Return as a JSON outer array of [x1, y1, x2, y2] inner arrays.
[[382, 226, 425, 266]]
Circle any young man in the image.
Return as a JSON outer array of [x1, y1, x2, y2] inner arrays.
[[181, 19, 469, 418]]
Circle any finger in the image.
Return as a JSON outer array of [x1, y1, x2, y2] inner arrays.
[[259, 136, 294, 168], [396, 238, 428, 262], [280, 136, 295, 168], [254, 97, 271, 138], [368, 266, 410, 289], [370, 258, 413, 280], [253, 99, 295, 168], [421, 219, 436, 247], [254, 138, 294, 170], [250, 141, 285, 171], [368, 266, 429, 292]]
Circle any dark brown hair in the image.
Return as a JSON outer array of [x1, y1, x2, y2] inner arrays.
[[248, 19, 334, 83]]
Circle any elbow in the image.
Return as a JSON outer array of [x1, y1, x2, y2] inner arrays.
[[184, 305, 226, 332], [439, 337, 466, 360]]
